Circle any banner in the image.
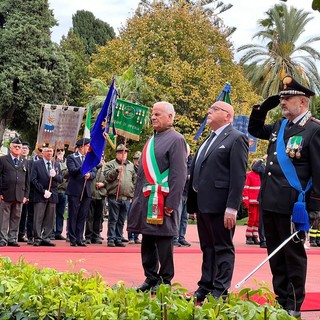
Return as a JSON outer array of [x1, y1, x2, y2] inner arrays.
[[113, 99, 149, 141], [37, 104, 85, 151], [232, 114, 258, 152], [194, 82, 231, 140]]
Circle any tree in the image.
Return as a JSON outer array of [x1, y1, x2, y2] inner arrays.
[[60, 31, 89, 107], [280, 0, 320, 12], [0, 0, 70, 146], [237, 4, 320, 98], [85, 0, 258, 149], [72, 10, 115, 55]]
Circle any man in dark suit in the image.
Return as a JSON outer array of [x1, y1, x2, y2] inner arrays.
[[31, 147, 62, 246], [187, 101, 249, 302], [248, 76, 320, 318], [0, 137, 29, 247], [66, 138, 96, 247]]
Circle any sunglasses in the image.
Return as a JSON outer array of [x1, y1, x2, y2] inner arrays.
[[56, 149, 64, 152]]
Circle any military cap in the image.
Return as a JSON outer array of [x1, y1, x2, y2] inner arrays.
[[22, 141, 30, 147], [279, 76, 315, 98], [11, 137, 22, 144], [133, 151, 141, 159], [116, 144, 129, 152], [76, 138, 90, 147]]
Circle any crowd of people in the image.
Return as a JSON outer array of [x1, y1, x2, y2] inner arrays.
[[0, 75, 319, 318]]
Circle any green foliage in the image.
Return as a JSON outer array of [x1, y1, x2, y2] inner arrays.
[[0, 0, 70, 147], [238, 3, 320, 98], [85, 0, 259, 152], [0, 257, 297, 319], [72, 10, 115, 55]]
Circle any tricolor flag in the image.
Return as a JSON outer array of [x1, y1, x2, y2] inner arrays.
[[81, 79, 118, 175], [84, 103, 92, 139]]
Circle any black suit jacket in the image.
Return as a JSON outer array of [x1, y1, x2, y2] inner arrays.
[[65, 152, 96, 198], [187, 124, 249, 214], [31, 159, 62, 203], [249, 110, 320, 214], [0, 154, 29, 202]]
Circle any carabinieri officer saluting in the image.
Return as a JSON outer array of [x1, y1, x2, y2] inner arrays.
[[248, 75, 320, 318]]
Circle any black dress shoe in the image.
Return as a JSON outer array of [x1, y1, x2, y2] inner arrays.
[[55, 234, 66, 240], [27, 239, 34, 245], [8, 241, 20, 247], [70, 242, 78, 247], [193, 288, 210, 303], [76, 242, 87, 247], [41, 241, 56, 247], [91, 239, 103, 244], [0, 241, 7, 247], [115, 241, 126, 247], [33, 241, 41, 247], [136, 281, 154, 292]]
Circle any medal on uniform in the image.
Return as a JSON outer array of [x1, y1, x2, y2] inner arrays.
[[271, 132, 277, 142], [286, 136, 303, 159]]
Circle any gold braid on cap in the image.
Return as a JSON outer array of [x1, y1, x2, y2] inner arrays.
[[279, 90, 305, 96]]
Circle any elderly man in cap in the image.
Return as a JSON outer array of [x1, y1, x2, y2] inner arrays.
[[66, 138, 96, 247], [187, 101, 248, 302], [105, 144, 136, 247], [0, 137, 29, 247], [248, 75, 320, 318]]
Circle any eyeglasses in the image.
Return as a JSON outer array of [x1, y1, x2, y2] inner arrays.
[[12, 145, 22, 149], [209, 106, 230, 114], [38, 149, 43, 152]]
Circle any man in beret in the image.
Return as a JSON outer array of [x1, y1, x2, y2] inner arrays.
[[105, 144, 136, 247], [248, 75, 320, 318], [0, 137, 29, 247], [66, 138, 96, 246]]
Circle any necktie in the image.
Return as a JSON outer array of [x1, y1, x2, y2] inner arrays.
[[14, 158, 18, 166], [47, 161, 51, 172], [192, 132, 216, 192], [285, 121, 294, 134]]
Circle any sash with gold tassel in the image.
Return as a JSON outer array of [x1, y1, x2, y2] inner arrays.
[[142, 135, 169, 224]]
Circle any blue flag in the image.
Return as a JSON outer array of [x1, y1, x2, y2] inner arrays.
[[194, 82, 231, 140], [81, 79, 118, 175]]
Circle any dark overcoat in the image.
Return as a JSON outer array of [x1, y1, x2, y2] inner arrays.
[[0, 155, 29, 202]]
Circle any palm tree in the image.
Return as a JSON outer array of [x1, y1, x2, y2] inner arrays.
[[237, 4, 320, 98]]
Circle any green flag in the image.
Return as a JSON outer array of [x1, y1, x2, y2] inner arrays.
[[113, 99, 149, 141]]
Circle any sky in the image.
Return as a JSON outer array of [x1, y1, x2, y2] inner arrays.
[[49, 0, 320, 62]]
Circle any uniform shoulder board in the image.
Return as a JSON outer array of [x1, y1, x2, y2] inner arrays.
[[311, 117, 320, 125]]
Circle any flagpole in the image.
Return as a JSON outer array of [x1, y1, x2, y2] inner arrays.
[[115, 137, 128, 201]]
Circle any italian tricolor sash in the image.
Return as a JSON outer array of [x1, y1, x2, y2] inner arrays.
[[142, 135, 169, 225]]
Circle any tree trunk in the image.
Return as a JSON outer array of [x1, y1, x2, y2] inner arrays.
[[0, 118, 6, 148]]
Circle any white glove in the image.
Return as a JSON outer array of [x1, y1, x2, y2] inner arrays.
[[44, 190, 52, 199], [49, 169, 56, 177]]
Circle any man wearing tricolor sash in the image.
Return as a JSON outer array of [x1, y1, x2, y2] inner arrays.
[[128, 101, 187, 292], [249, 76, 320, 318]]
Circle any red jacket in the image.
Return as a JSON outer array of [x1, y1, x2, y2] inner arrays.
[[243, 170, 261, 207]]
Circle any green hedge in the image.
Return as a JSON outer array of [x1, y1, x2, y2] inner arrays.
[[0, 257, 297, 319]]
